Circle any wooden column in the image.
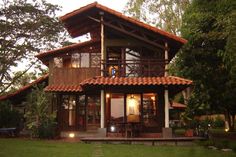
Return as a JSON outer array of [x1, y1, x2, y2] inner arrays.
[[100, 12, 105, 128], [164, 42, 169, 128]]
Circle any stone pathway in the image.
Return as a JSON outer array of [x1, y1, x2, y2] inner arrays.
[[92, 144, 104, 157]]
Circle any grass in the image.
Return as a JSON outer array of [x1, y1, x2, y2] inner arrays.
[[0, 138, 236, 157]]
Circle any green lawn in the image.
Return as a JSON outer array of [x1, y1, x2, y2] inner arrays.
[[0, 138, 235, 157]]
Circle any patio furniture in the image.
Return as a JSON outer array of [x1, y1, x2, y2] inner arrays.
[[0, 128, 17, 137]]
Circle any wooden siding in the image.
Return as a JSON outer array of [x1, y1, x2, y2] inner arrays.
[[50, 67, 100, 85]]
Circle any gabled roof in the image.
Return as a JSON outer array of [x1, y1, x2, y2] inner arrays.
[[60, 2, 187, 44], [0, 74, 48, 102]]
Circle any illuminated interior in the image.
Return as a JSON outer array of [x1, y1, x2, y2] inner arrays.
[[126, 94, 141, 122]]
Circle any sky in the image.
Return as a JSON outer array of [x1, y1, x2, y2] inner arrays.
[[48, 0, 128, 16]]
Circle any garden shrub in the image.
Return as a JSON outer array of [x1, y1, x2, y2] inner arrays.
[[213, 116, 224, 128], [38, 116, 57, 139], [0, 101, 23, 130]]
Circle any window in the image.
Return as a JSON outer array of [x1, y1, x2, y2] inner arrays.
[[71, 53, 80, 68], [62, 95, 76, 126], [91, 53, 101, 67], [110, 94, 124, 123], [81, 53, 90, 67], [126, 94, 141, 122], [143, 93, 158, 127], [53, 57, 63, 68], [87, 96, 100, 124], [54, 52, 100, 68]]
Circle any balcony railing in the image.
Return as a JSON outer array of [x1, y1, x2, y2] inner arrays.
[[101, 59, 166, 77]]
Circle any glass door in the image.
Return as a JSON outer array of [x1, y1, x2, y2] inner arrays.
[[77, 95, 86, 130], [87, 96, 100, 127]]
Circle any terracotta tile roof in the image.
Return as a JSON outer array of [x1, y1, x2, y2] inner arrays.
[[44, 85, 83, 92], [81, 76, 192, 86], [36, 39, 100, 59], [170, 102, 186, 109], [60, 2, 187, 44], [0, 74, 48, 101]]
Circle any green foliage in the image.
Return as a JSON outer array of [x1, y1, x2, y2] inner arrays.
[[175, 0, 236, 131], [24, 83, 56, 139], [0, 101, 23, 129], [213, 116, 225, 128], [0, 0, 67, 94], [124, 0, 190, 35], [38, 114, 57, 139]]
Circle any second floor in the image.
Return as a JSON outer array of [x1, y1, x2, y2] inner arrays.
[[36, 2, 187, 86]]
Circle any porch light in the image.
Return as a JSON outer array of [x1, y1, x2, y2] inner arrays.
[[106, 94, 110, 98], [69, 133, 75, 138], [151, 96, 155, 101], [110, 125, 116, 132]]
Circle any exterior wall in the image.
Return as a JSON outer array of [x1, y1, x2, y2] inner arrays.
[[50, 67, 100, 85]]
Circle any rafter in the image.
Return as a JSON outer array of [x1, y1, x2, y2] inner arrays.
[[88, 16, 166, 50]]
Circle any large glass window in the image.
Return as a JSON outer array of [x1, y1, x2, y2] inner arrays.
[[71, 53, 80, 68], [78, 95, 86, 129], [54, 52, 100, 68], [126, 94, 141, 122], [81, 53, 90, 67], [110, 94, 124, 123], [87, 96, 100, 124], [143, 93, 158, 127], [62, 95, 76, 126]]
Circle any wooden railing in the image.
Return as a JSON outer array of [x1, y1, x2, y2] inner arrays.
[[101, 59, 166, 77]]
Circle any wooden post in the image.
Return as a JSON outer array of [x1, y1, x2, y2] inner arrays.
[[164, 42, 169, 128], [100, 12, 105, 129]]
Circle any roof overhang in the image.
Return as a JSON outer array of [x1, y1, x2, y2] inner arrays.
[[59, 2, 187, 60], [0, 74, 49, 104]]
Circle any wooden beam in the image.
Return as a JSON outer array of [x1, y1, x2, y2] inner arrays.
[[88, 16, 165, 50]]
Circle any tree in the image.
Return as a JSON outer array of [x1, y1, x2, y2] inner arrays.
[[124, 0, 190, 35], [175, 0, 236, 131], [0, 0, 67, 94], [24, 83, 56, 138]]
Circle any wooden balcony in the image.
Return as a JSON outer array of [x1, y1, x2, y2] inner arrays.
[[50, 67, 100, 85], [101, 59, 166, 77]]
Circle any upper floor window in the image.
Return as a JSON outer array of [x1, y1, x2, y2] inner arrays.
[[71, 53, 80, 68], [53, 52, 100, 68], [81, 53, 90, 67], [53, 57, 63, 68], [91, 53, 101, 67]]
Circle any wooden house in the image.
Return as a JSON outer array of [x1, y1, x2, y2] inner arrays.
[[2, 2, 193, 138]]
